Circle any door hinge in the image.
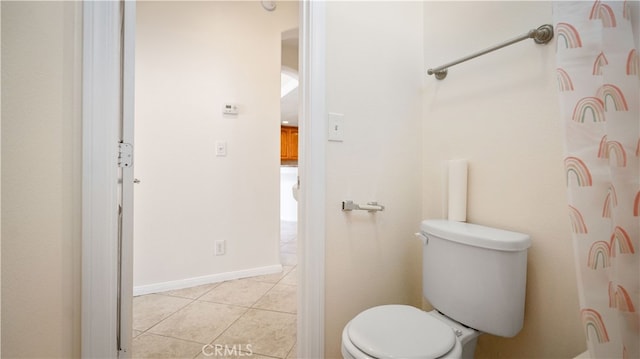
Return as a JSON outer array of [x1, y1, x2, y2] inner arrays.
[[118, 142, 133, 168]]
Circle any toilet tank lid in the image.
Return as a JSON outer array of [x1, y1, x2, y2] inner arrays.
[[421, 220, 531, 251]]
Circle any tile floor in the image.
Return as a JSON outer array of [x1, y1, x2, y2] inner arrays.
[[132, 222, 298, 359], [280, 221, 297, 267]]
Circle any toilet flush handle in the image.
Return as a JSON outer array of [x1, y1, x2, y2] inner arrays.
[[414, 232, 428, 245]]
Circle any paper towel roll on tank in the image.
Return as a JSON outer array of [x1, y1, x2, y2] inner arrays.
[[447, 159, 468, 222]]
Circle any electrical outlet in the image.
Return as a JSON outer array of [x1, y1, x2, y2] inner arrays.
[[214, 240, 226, 256]]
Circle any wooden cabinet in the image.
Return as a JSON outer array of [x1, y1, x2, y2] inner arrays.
[[281, 126, 298, 162]]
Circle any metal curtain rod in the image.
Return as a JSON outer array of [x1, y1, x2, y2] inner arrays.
[[427, 24, 554, 80]]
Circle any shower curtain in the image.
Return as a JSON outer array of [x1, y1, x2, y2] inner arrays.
[[554, 1, 639, 358]]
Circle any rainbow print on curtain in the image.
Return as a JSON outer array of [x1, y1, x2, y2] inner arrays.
[[554, 1, 639, 358]]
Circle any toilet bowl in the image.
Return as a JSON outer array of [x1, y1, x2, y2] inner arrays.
[[341, 305, 480, 359]]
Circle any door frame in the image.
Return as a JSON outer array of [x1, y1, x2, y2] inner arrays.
[[81, 1, 327, 358], [297, 1, 326, 357]]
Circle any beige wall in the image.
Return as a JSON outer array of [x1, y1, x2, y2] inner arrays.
[[3, 1, 631, 358], [422, 2, 585, 358], [1, 1, 82, 357], [282, 42, 298, 72], [324, 2, 425, 357], [134, 1, 298, 289], [281, 27, 298, 73]]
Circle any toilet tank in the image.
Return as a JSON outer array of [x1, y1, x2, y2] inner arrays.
[[420, 220, 531, 338]]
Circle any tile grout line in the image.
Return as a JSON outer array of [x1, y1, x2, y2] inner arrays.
[[135, 284, 252, 358], [199, 267, 297, 358], [203, 275, 281, 343], [133, 280, 233, 346], [133, 294, 199, 338]]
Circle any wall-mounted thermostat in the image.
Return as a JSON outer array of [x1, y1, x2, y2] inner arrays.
[[222, 103, 239, 115]]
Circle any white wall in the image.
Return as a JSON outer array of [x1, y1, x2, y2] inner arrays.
[[324, 2, 424, 357], [1, 2, 82, 357], [422, 2, 585, 357], [134, 1, 298, 289]]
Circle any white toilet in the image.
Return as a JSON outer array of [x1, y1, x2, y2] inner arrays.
[[341, 219, 531, 359]]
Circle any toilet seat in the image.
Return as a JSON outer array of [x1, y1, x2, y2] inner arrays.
[[346, 305, 456, 359]]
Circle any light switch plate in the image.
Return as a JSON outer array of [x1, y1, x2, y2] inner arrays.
[[215, 142, 227, 157], [328, 113, 344, 142]]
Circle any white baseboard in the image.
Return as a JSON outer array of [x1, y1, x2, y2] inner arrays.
[[133, 264, 283, 296]]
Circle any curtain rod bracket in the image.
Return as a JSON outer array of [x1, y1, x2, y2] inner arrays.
[[532, 24, 554, 44], [431, 68, 447, 80], [427, 24, 554, 81]]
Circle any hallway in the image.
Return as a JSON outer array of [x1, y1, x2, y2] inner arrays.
[[132, 265, 297, 358]]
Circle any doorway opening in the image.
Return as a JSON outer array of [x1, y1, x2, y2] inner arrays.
[[82, 2, 326, 358], [130, 2, 299, 358], [279, 27, 300, 268]]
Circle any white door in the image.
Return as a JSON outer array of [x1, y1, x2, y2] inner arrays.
[[81, 1, 136, 357], [117, 1, 136, 357]]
